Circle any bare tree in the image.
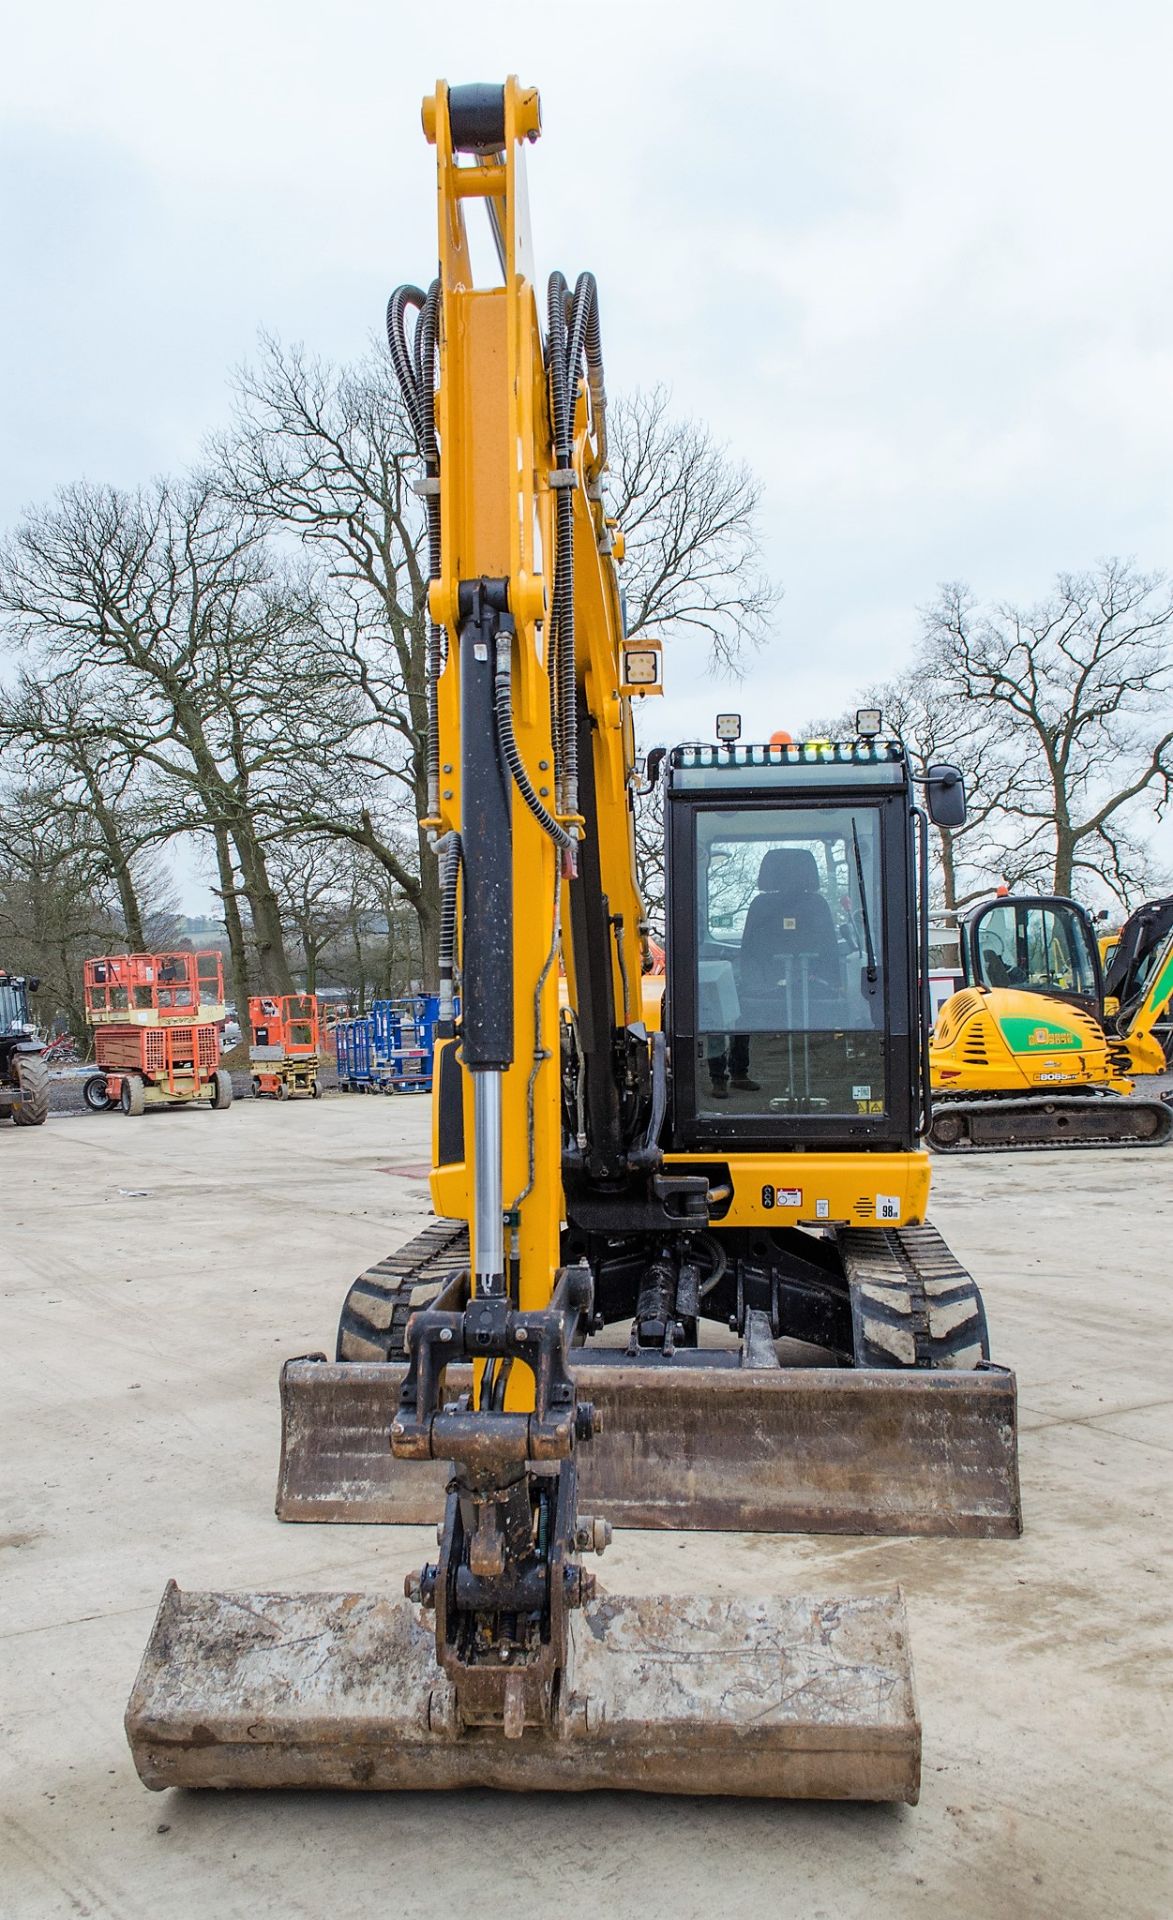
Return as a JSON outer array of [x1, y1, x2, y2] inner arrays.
[[268, 837, 363, 993], [0, 477, 338, 1011], [215, 342, 439, 966], [218, 349, 783, 982], [0, 670, 159, 947], [923, 562, 1173, 901], [814, 675, 1021, 912], [0, 783, 176, 1038], [605, 386, 778, 673]]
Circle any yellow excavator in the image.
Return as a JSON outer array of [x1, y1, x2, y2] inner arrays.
[[1103, 894, 1173, 1067], [929, 891, 1172, 1150], [125, 79, 1020, 1804]]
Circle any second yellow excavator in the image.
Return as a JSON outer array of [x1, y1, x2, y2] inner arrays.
[[1103, 893, 1173, 1066], [929, 891, 1171, 1150]]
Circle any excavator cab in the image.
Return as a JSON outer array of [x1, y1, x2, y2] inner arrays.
[[961, 894, 1103, 1019], [668, 744, 917, 1144]]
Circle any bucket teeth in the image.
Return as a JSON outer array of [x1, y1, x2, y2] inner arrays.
[[126, 1581, 920, 1802]]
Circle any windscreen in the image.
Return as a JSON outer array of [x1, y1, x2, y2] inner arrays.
[[694, 806, 886, 1117], [974, 902, 1097, 997], [0, 980, 26, 1034]]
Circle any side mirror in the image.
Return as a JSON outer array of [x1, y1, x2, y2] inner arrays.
[[27, 977, 40, 993], [645, 746, 668, 786], [925, 763, 967, 829]]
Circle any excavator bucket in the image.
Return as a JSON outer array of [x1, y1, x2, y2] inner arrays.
[[277, 1355, 1022, 1538], [126, 1580, 920, 1800]]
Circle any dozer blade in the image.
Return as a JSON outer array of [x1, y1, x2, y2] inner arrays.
[[126, 1580, 920, 1801], [278, 1356, 1021, 1538]]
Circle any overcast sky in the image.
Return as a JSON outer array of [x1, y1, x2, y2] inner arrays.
[[4, 1, 1172, 909]]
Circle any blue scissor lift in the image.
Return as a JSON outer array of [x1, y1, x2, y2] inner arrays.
[[334, 995, 443, 1093]]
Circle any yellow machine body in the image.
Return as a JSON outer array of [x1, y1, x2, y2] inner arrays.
[[433, 1116, 932, 1234], [931, 985, 1133, 1096]]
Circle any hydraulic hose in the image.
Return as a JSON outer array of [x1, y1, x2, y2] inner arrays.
[[386, 280, 443, 822], [626, 1028, 666, 1173], [546, 271, 573, 810], [508, 867, 562, 1218], [545, 269, 606, 827], [436, 830, 462, 1032], [696, 1234, 728, 1302], [493, 635, 573, 852]]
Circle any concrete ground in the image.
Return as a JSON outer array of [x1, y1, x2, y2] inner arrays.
[[2, 1097, 1170, 1920]]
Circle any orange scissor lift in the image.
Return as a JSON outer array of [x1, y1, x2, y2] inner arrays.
[[83, 952, 234, 1116], [248, 994, 322, 1101]]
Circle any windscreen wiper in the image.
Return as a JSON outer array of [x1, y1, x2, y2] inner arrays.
[[852, 821, 879, 986]]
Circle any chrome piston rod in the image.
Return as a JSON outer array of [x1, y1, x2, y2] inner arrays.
[[472, 1068, 505, 1291]]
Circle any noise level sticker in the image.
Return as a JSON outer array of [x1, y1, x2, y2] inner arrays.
[[876, 1194, 901, 1221]]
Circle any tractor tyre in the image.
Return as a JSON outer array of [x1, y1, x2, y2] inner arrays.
[[211, 1069, 234, 1110], [83, 1073, 113, 1113], [12, 1054, 50, 1127], [120, 1073, 146, 1117]]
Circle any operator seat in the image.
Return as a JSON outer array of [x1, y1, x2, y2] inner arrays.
[[740, 848, 841, 995]]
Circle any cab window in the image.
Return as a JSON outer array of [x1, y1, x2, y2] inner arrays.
[[693, 806, 886, 1118], [975, 902, 1097, 996]]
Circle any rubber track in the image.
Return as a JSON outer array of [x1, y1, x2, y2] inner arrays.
[[336, 1217, 468, 1361], [928, 1092, 1173, 1154], [839, 1223, 990, 1370]]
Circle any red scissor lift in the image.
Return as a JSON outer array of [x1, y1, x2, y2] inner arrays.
[[83, 952, 234, 1116], [249, 994, 322, 1100]]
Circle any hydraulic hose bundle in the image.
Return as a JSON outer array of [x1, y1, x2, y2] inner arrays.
[[387, 265, 610, 1001], [387, 281, 459, 1021], [435, 830, 462, 1032], [545, 269, 606, 830], [493, 636, 573, 853], [386, 281, 443, 821]]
